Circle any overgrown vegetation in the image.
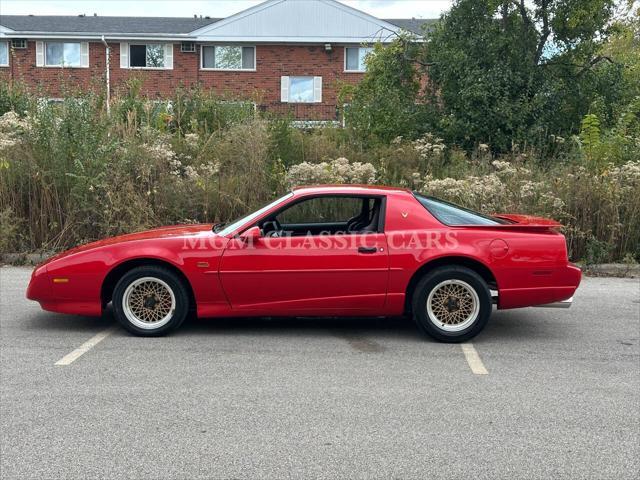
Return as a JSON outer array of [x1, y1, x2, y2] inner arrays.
[[0, 2, 638, 263], [0, 84, 638, 262], [344, 0, 638, 154]]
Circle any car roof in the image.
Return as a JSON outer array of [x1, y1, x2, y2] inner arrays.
[[291, 184, 412, 196]]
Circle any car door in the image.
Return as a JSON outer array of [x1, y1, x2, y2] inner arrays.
[[218, 195, 389, 315]]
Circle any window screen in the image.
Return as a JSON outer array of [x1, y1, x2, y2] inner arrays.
[[45, 43, 63, 66], [202, 46, 215, 68], [44, 42, 81, 67], [202, 46, 255, 69], [346, 47, 372, 71], [242, 46, 255, 69], [346, 47, 360, 71], [0, 42, 9, 66]]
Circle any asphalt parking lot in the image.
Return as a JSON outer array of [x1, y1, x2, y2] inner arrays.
[[1, 266, 639, 480]]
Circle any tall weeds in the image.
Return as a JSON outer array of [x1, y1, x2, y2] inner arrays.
[[0, 84, 638, 263]]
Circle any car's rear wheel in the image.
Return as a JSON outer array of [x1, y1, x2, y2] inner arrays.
[[411, 266, 491, 342], [112, 265, 189, 336]]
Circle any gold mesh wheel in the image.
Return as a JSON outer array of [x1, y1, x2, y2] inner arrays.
[[426, 279, 480, 332], [122, 277, 176, 330]]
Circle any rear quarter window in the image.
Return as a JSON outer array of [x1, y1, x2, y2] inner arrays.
[[414, 193, 508, 226]]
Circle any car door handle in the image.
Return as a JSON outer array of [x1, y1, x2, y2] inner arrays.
[[358, 246, 378, 254]]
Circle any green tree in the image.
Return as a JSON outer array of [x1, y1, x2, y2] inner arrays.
[[422, 0, 618, 151], [340, 38, 427, 143], [589, 5, 640, 125], [575, 6, 639, 169]]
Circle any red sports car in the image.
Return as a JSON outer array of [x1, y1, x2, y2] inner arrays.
[[27, 185, 581, 342]]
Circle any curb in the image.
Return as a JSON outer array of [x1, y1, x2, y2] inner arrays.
[[2, 253, 639, 278], [1, 253, 52, 266], [579, 263, 640, 279]]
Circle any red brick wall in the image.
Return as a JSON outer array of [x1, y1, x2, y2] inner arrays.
[[1, 40, 365, 120], [3, 41, 104, 96]]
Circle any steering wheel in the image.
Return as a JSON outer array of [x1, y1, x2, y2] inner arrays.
[[262, 219, 282, 237], [347, 213, 369, 233], [345, 214, 359, 232]]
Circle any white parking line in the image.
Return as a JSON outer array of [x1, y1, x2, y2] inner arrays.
[[54, 327, 116, 366], [460, 343, 488, 375]]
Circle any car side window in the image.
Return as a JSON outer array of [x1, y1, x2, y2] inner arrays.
[[260, 195, 381, 237], [277, 197, 364, 225], [414, 193, 507, 226]]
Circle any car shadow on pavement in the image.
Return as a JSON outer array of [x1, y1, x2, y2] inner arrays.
[[178, 314, 425, 342], [178, 308, 573, 344], [24, 305, 569, 344], [25, 310, 115, 333]]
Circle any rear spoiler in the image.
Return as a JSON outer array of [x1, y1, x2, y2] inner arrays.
[[456, 214, 563, 232]]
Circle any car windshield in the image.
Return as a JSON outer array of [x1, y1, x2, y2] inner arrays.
[[216, 193, 294, 236], [414, 193, 509, 226]]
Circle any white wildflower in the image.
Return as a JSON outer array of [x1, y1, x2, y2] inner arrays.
[[142, 139, 176, 164], [183, 165, 199, 180], [0, 111, 30, 151], [286, 157, 377, 187], [184, 133, 199, 149], [199, 162, 219, 177], [413, 133, 446, 160]]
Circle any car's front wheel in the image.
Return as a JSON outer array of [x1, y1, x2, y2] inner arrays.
[[112, 265, 189, 336], [411, 266, 492, 342]]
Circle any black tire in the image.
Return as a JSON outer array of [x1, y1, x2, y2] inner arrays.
[[112, 265, 190, 336], [411, 266, 492, 343]]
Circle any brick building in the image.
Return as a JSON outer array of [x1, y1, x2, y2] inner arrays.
[[0, 0, 430, 121]]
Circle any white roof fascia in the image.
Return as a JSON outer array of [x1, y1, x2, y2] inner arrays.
[[0, 32, 192, 41]]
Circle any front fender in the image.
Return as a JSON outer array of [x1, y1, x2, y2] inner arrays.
[[30, 233, 229, 317]]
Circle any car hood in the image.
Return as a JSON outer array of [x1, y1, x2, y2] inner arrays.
[[41, 224, 215, 265]]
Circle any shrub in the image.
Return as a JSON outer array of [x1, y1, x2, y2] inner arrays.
[[286, 157, 377, 187], [0, 82, 29, 117], [0, 208, 21, 253]]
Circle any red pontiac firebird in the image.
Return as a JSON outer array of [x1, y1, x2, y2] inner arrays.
[[27, 185, 581, 342]]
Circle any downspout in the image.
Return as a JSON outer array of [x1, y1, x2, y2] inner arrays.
[[101, 35, 110, 115]]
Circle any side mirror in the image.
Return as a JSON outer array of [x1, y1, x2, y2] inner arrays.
[[239, 226, 262, 242]]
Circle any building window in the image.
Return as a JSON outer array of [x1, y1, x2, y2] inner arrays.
[[281, 76, 322, 103], [201, 45, 255, 70], [35, 41, 88, 68], [289, 77, 315, 103], [181, 42, 196, 53], [11, 39, 27, 49], [0, 42, 8, 66], [45, 42, 81, 67], [120, 43, 172, 69], [130, 44, 165, 68], [345, 47, 373, 72]]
